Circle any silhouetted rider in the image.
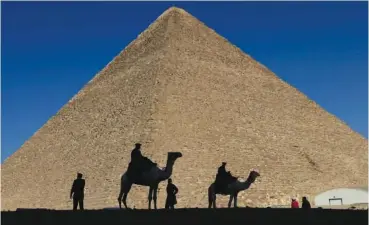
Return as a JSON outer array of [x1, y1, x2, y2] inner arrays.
[[215, 162, 228, 191], [128, 143, 157, 180], [131, 143, 143, 162], [70, 173, 85, 211], [218, 162, 227, 176]]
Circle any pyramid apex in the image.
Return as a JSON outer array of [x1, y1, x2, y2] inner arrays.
[[161, 6, 189, 17], [166, 6, 186, 13]]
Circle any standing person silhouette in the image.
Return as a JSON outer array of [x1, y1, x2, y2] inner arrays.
[[70, 173, 85, 211], [302, 196, 311, 209], [165, 178, 178, 209]]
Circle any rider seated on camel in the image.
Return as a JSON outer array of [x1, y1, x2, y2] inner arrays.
[[127, 143, 157, 180], [215, 162, 237, 191], [218, 162, 227, 176]]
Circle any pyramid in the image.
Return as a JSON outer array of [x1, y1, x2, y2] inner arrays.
[[2, 7, 367, 210]]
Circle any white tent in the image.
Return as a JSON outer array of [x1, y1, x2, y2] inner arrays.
[[314, 187, 368, 206]]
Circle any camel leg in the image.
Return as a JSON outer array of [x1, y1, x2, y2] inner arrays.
[[153, 185, 158, 210], [117, 177, 124, 209], [122, 193, 129, 209], [208, 185, 213, 208], [228, 194, 234, 208], [208, 196, 213, 209], [118, 188, 123, 209], [148, 186, 153, 210], [208, 184, 217, 209], [234, 193, 238, 208], [118, 176, 132, 209], [122, 182, 132, 209], [213, 193, 217, 209]]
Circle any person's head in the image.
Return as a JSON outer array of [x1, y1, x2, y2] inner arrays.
[[77, 173, 83, 179], [302, 196, 307, 201], [135, 143, 142, 149], [168, 178, 172, 184], [222, 162, 227, 166], [291, 197, 296, 202]]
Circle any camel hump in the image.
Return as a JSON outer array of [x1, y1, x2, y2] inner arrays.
[[224, 171, 238, 183], [230, 175, 238, 183]]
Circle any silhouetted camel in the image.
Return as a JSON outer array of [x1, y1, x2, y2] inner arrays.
[[208, 169, 260, 208], [118, 152, 182, 209]]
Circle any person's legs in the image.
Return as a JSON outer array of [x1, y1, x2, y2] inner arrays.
[[73, 198, 78, 211], [79, 198, 84, 210]]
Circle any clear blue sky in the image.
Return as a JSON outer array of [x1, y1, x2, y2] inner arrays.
[[2, 2, 368, 162]]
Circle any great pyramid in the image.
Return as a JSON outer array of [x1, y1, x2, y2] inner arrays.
[[2, 7, 368, 210]]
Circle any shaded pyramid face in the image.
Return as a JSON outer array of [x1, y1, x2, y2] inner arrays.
[[2, 7, 368, 210]]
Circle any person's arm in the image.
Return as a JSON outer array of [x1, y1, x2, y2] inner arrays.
[[173, 184, 178, 195], [70, 180, 76, 199], [82, 180, 85, 190]]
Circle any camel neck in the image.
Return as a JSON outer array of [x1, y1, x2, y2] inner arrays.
[[165, 158, 173, 172], [242, 175, 253, 188]]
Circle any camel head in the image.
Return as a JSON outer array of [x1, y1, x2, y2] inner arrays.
[[167, 152, 183, 162], [247, 169, 260, 183]]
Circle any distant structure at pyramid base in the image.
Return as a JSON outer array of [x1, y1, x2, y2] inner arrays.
[[1, 7, 367, 210]]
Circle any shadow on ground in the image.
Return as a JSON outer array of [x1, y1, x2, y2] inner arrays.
[[2, 208, 368, 225]]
